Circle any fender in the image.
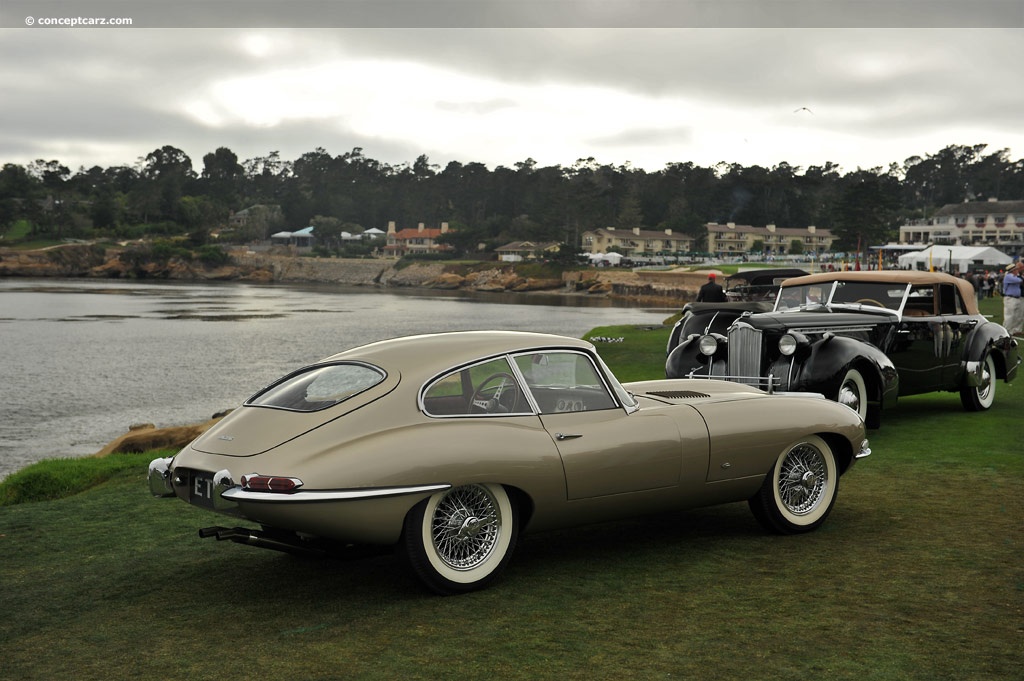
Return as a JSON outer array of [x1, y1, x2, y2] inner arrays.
[[961, 320, 1019, 382], [666, 302, 774, 355], [776, 335, 899, 411], [666, 334, 720, 378]]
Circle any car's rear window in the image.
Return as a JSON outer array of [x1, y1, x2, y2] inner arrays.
[[246, 362, 386, 412]]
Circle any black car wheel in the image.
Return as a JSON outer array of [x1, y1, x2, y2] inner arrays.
[[960, 353, 996, 412], [400, 483, 517, 595], [837, 368, 868, 422], [749, 435, 839, 535]]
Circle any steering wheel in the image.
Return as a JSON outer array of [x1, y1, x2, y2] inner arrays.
[[854, 298, 885, 308], [470, 373, 522, 414]]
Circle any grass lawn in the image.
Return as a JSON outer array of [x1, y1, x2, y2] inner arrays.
[[1, 305, 1021, 680]]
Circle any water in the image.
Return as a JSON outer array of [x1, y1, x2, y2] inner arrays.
[[0, 278, 671, 479]]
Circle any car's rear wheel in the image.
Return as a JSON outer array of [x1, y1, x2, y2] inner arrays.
[[400, 483, 517, 595], [960, 353, 996, 411], [749, 435, 838, 534], [837, 367, 868, 422]]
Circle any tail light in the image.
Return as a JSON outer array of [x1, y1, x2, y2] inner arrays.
[[240, 474, 304, 493]]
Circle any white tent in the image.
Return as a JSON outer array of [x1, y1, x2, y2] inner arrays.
[[897, 245, 1012, 272], [589, 252, 624, 266]]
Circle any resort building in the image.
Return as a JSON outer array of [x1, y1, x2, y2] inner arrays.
[[898, 199, 1024, 255], [495, 241, 561, 262], [704, 223, 834, 257], [580, 227, 695, 258]]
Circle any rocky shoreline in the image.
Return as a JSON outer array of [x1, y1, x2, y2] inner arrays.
[[1, 243, 710, 306]]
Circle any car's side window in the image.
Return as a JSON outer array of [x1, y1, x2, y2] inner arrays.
[[513, 351, 617, 414], [422, 356, 529, 416], [903, 285, 935, 316], [937, 284, 964, 315]]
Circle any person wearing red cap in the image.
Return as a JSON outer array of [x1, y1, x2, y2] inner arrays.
[[696, 272, 727, 302]]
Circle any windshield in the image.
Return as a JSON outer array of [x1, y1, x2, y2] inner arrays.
[[776, 281, 907, 312]]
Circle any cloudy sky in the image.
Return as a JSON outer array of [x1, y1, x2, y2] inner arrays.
[[1, 1, 1022, 176]]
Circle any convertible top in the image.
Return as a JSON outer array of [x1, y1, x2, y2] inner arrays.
[[780, 270, 979, 315]]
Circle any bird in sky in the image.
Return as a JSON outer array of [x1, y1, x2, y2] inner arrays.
[[794, 107, 814, 115]]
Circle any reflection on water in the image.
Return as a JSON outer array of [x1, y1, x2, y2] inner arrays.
[[0, 279, 673, 479]]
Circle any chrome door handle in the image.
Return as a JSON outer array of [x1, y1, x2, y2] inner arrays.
[[556, 433, 582, 441]]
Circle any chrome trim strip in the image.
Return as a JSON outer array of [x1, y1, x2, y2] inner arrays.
[[221, 482, 451, 504], [686, 371, 780, 393], [785, 325, 878, 335]]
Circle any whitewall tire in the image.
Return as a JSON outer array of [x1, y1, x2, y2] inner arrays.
[[400, 483, 517, 595]]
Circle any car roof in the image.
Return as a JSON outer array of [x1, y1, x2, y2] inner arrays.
[[321, 331, 596, 377], [728, 268, 808, 283], [780, 270, 979, 315]]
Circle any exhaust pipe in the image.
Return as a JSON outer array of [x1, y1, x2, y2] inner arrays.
[[198, 526, 326, 557]]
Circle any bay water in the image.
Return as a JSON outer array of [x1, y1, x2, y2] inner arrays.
[[0, 278, 672, 480]]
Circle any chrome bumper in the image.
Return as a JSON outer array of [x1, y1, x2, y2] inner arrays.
[[148, 459, 240, 513], [148, 457, 175, 497], [221, 483, 451, 504]]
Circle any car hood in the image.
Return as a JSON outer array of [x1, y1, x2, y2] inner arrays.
[[626, 378, 777, 403], [737, 307, 894, 332]]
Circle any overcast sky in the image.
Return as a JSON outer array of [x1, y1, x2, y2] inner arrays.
[[2, 1, 1023, 176]]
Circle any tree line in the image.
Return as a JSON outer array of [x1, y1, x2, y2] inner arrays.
[[1, 143, 1021, 256]]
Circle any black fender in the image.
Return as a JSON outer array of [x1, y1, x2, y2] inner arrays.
[[962, 320, 1018, 382], [666, 335, 727, 379], [666, 302, 774, 355], [776, 335, 899, 415]]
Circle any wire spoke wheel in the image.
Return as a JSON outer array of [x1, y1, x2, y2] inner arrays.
[[749, 435, 838, 534], [776, 442, 829, 516], [401, 483, 517, 594], [431, 485, 501, 570]]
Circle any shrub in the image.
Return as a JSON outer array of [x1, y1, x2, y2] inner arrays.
[[195, 244, 229, 266]]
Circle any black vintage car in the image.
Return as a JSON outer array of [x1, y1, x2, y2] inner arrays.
[[666, 268, 808, 354], [666, 271, 1020, 428]]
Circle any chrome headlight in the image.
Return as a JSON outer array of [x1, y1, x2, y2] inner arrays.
[[698, 334, 719, 356], [778, 334, 798, 356]]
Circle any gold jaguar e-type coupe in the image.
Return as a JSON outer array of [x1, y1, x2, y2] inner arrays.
[[150, 331, 870, 594]]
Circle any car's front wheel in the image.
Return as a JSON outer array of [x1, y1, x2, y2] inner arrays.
[[749, 435, 839, 534], [960, 352, 996, 411], [836, 367, 868, 422], [400, 483, 517, 595]]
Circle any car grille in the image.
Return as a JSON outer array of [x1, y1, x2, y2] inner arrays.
[[727, 324, 763, 387]]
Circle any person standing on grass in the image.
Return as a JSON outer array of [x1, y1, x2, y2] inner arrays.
[[1001, 261, 1024, 336], [696, 273, 727, 302]]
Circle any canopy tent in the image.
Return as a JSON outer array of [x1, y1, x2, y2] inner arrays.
[[588, 252, 624, 266], [897, 245, 1012, 272]]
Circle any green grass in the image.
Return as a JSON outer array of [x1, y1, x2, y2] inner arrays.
[[1, 310, 1021, 680], [0, 451, 164, 506], [1, 219, 33, 241]]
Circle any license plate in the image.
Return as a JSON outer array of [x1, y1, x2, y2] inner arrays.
[[188, 470, 217, 509]]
